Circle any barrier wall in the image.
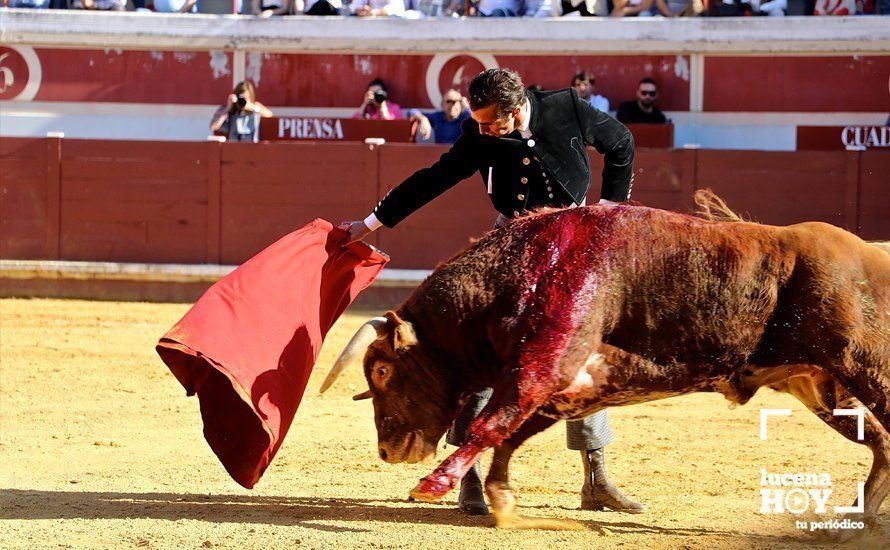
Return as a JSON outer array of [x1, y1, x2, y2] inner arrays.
[[1, 137, 887, 270]]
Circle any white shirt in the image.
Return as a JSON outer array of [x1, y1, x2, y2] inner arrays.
[[518, 99, 532, 139], [350, 0, 405, 15]]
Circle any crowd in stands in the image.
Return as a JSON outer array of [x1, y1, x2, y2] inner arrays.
[[208, 72, 672, 142], [3, 0, 887, 15], [209, 71, 672, 143]]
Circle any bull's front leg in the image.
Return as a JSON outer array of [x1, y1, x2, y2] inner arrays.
[[410, 366, 561, 503]]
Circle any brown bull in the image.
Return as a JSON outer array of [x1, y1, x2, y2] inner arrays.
[[321, 201, 890, 533]]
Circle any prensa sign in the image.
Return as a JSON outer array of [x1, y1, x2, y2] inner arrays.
[[259, 117, 414, 143]]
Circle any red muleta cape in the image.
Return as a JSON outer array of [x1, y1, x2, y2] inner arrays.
[[156, 219, 388, 488]]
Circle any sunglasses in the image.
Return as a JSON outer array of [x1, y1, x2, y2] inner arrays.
[[640, 90, 658, 97]]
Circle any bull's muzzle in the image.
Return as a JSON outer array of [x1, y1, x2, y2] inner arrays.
[[378, 434, 435, 465]]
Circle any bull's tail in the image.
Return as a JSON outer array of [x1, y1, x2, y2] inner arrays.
[[693, 189, 745, 223]]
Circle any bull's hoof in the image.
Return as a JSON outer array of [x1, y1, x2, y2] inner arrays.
[[410, 476, 452, 503]]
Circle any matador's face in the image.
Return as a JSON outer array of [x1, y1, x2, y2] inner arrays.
[[471, 103, 521, 138]]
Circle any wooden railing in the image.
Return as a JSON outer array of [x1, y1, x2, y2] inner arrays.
[[1, 137, 887, 269]]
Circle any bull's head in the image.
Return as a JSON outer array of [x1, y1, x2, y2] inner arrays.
[[319, 311, 458, 464]]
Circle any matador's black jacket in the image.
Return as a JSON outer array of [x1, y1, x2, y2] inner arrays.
[[372, 87, 635, 228]]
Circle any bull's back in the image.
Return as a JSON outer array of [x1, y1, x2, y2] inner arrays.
[[599, 208, 792, 371]]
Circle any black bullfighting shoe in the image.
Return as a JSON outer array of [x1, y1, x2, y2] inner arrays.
[[458, 460, 489, 515], [580, 448, 645, 514]]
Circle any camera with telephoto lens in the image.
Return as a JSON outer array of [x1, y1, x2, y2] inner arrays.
[[373, 90, 388, 104], [232, 94, 248, 113]]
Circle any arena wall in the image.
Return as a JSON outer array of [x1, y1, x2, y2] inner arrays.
[[2, 137, 887, 272], [1, 12, 889, 150]]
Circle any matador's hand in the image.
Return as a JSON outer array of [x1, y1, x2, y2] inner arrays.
[[338, 221, 373, 245]]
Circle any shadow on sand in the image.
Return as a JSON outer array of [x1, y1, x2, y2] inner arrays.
[[1, 488, 881, 544]]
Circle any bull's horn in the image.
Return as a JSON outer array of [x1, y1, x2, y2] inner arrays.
[[319, 316, 387, 394]]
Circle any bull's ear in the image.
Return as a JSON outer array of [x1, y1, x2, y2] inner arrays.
[[384, 310, 417, 352]]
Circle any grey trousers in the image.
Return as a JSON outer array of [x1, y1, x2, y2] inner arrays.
[[446, 388, 613, 450]]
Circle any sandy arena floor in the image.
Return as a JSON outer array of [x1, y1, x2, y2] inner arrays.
[[0, 298, 887, 549]]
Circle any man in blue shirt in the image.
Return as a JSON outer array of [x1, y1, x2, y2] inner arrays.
[[410, 89, 471, 145]]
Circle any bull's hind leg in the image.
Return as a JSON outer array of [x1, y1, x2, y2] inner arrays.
[[758, 366, 890, 533]]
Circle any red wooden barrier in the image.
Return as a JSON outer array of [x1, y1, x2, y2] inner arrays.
[[626, 124, 674, 149], [0, 138, 51, 259], [58, 140, 210, 263], [376, 144, 492, 270], [1, 138, 888, 270], [859, 151, 890, 241], [219, 141, 380, 264], [695, 150, 860, 231], [589, 148, 693, 213]]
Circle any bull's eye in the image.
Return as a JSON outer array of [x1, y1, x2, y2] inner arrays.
[[371, 363, 390, 387]]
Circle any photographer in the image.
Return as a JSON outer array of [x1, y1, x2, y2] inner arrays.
[[210, 81, 274, 143], [353, 78, 403, 121]]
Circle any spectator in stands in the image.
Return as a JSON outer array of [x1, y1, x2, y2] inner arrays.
[[560, 0, 601, 15], [409, 89, 471, 144], [7, 0, 51, 7], [572, 71, 610, 113], [523, 0, 553, 16], [813, 0, 856, 13], [747, 0, 786, 14], [210, 80, 274, 143], [441, 0, 469, 14], [71, 0, 126, 10], [707, 0, 745, 14], [153, 0, 198, 12], [610, 0, 655, 15], [616, 77, 668, 125], [298, 0, 342, 13], [467, 0, 523, 16], [252, 0, 294, 16], [351, 0, 406, 16], [354, 78, 404, 120], [405, 0, 452, 16], [612, 0, 697, 15]]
